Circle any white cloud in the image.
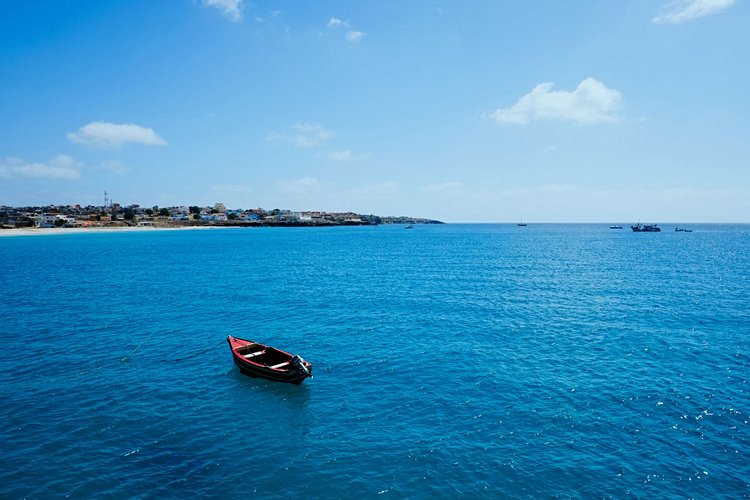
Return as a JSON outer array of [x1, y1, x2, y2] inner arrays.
[[0, 155, 81, 179], [328, 150, 371, 162], [490, 78, 623, 125], [327, 17, 350, 29], [267, 123, 335, 148], [328, 150, 354, 161], [253, 9, 281, 24], [202, 0, 244, 22], [327, 17, 365, 42], [653, 0, 735, 24], [346, 31, 365, 42], [67, 121, 166, 148]]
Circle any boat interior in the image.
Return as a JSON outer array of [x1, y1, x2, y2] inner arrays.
[[238, 345, 291, 369]]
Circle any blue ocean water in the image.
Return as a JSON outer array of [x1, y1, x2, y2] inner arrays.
[[1, 224, 748, 498]]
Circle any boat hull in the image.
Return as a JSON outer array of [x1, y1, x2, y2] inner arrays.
[[232, 356, 310, 385], [228, 336, 312, 385], [631, 224, 661, 232]]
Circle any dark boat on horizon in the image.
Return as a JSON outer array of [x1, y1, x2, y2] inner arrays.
[[228, 335, 312, 385], [631, 223, 661, 232]]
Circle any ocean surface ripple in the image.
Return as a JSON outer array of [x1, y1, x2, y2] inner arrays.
[[1, 224, 748, 497]]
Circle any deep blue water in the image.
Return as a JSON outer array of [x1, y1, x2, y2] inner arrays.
[[1, 224, 748, 498]]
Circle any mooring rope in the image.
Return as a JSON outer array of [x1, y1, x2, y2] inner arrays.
[[168, 338, 226, 362], [120, 331, 155, 362], [77, 364, 103, 376], [76, 336, 224, 374]]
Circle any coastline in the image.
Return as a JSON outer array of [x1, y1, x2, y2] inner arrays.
[[0, 225, 225, 237]]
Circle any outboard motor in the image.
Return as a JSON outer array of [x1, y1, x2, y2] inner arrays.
[[291, 355, 311, 377]]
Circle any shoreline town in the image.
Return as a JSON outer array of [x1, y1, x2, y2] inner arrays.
[[0, 202, 443, 236]]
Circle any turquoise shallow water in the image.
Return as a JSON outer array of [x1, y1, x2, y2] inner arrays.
[[1, 224, 748, 497]]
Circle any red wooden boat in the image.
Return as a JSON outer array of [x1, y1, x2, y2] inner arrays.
[[227, 335, 312, 385]]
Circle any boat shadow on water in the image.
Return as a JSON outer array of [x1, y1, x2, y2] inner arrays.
[[227, 367, 313, 401]]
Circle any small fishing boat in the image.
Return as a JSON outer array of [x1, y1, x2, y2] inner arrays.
[[631, 223, 661, 232], [609, 225, 623, 229], [227, 335, 312, 385]]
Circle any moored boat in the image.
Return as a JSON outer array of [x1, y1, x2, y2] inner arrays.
[[631, 223, 661, 232], [227, 335, 312, 385]]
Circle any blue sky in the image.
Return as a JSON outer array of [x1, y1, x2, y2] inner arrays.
[[1, 0, 748, 222]]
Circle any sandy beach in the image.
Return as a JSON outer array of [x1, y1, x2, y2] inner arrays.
[[0, 225, 226, 237]]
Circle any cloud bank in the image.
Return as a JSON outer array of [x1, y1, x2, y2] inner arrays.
[[490, 78, 623, 125], [202, 0, 244, 22], [653, 0, 735, 23], [0, 155, 81, 179], [67, 121, 166, 148]]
